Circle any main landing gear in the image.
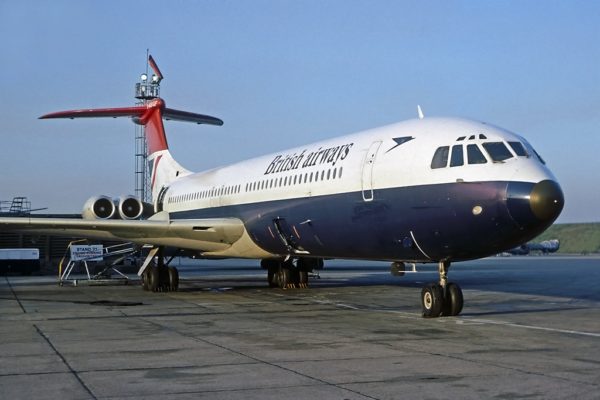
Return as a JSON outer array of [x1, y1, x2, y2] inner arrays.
[[262, 258, 317, 289], [421, 260, 463, 318], [141, 247, 179, 292]]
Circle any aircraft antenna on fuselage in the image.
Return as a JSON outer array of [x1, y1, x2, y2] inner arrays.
[[417, 105, 424, 119]]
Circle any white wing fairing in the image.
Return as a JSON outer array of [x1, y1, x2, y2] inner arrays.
[[0, 63, 564, 317]]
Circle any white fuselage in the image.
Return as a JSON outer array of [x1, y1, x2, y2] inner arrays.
[[162, 118, 553, 213], [152, 117, 559, 261]]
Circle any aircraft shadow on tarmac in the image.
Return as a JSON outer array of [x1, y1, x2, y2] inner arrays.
[[178, 258, 600, 304]]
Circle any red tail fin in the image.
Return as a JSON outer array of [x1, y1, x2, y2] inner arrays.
[[40, 98, 223, 156]]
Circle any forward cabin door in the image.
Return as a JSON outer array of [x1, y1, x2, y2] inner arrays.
[[361, 141, 382, 201]]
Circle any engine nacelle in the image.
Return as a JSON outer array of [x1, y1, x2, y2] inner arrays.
[[82, 196, 116, 220], [82, 195, 153, 220], [117, 195, 144, 220]]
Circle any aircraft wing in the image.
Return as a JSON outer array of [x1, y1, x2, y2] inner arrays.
[[0, 215, 245, 253]]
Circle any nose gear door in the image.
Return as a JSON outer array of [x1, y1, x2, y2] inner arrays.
[[273, 217, 309, 255]]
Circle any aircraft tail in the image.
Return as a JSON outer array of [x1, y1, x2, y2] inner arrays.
[[40, 98, 223, 202]]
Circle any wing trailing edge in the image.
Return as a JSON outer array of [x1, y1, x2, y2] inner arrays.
[[0, 216, 244, 253]]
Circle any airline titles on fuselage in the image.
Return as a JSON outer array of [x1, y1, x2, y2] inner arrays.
[[264, 142, 354, 175]]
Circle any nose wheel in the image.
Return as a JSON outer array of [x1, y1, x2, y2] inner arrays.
[[421, 261, 463, 318]]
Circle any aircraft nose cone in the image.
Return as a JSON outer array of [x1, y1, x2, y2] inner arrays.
[[506, 180, 564, 228], [529, 180, 564, 221]]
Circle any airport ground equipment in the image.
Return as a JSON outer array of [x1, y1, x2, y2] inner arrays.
[[59, 240, 138, 286]]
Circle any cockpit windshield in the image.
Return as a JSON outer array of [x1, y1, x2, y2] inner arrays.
[[482, 142, 513, 162], [450, 145, 464, 167], [508, 141, 528, 157], [431, 146, 449, 169], [430, 136, 544, 170], [466, 144, 487, 164]]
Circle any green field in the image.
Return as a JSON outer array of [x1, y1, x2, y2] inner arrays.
[[534, 223, 600, 254]]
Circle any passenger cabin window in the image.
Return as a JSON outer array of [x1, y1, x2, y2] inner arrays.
[[508, 141, 528, 157], [450, 145, 464, 167], [431, 146, 449, 169], [467, 144, 487, 164], [482, 142, 513, 162]]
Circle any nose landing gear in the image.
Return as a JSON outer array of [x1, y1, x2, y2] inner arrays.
[[421, 260, 463, 318]]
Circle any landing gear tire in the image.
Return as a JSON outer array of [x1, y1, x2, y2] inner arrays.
[[421, 283, 444, 318], [167, 266, 179, 291], [147, 266, 159, 292], [296, 258, 314, 289], [141, 273, 149, 291], [277, 266, 291, 289], [421, 260, 464, 318], [298, 270, 309, 288], [443, 282, 463, 316], [267, 268, 278, 288]]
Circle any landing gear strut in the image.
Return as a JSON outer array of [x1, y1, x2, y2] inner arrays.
[[141, 247, 179, 292], [421, 260, 463, 318]]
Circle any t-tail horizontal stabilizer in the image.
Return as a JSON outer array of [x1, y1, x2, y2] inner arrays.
[[39, 99, 223, 126], [39, 97, 223, 201]]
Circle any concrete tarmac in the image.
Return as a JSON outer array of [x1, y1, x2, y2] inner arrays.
[[1, 256, 599, 399]]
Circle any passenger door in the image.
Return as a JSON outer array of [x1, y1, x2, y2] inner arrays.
[[361, 141, 382, 201]]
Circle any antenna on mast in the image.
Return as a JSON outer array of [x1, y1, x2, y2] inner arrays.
[[135, 51, 161, 100]]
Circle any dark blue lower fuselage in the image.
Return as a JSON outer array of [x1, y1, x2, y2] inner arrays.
[[170, 181, 550, 263]]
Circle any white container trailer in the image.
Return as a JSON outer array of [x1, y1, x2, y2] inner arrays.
[[0, 248, 40, 274]]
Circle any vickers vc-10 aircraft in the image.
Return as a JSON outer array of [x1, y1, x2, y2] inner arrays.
[[0, 91, 564, 318]]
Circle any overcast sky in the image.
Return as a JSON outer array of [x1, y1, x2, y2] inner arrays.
[[1, 1, 598, 222]]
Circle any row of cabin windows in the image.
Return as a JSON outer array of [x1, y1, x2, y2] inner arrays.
[[246, 167, 343, 192], [168, 184, 242, 204], [431, 141, 530, 169], [167, 167, 343, 204]]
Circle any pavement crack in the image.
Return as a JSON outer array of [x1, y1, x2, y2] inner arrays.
[[33, 324, 98, 400], [4, 276, 27, 313], [140, 317, 380, 400]]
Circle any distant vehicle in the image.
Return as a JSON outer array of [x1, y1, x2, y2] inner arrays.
[[0, 248, 40, 275], [506, 239, 560, 255]]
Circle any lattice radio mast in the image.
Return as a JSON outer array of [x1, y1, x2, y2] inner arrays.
[[134, 51, 162, 203]]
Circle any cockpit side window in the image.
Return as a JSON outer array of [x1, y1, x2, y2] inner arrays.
[[482, 142, 513, 162], [450, 145, 464, 167], [532, 149, 546, 165], [521, 140, 546, 165], [508, 141, 528, 157], [431, 146, 449, 169], [467, 144, 487, 164]]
